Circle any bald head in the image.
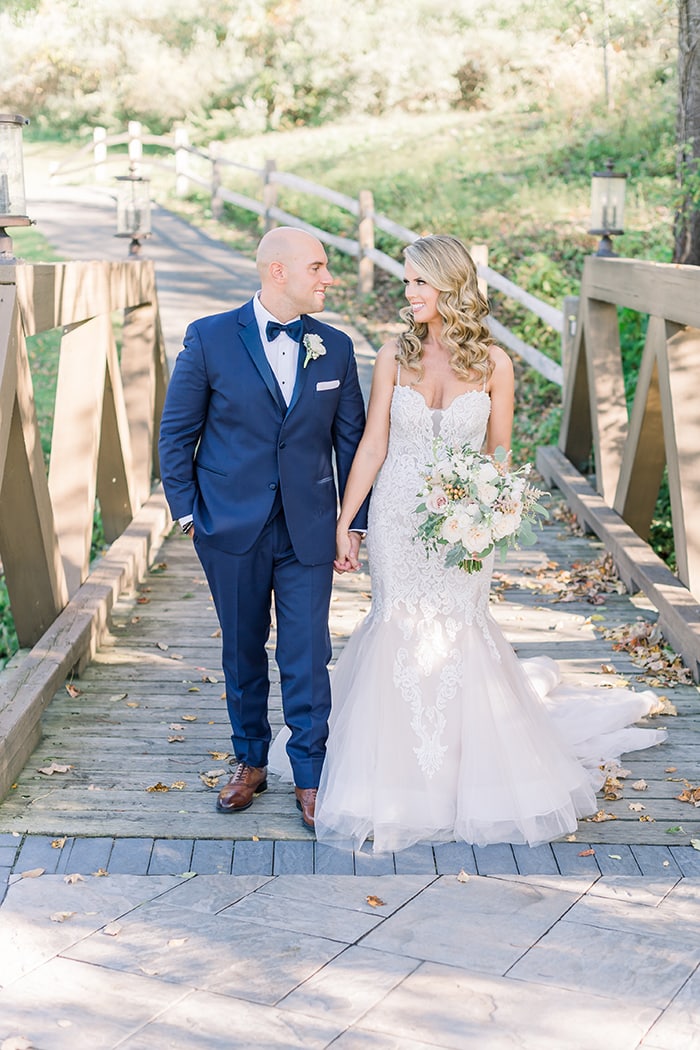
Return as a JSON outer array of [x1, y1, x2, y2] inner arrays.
[[256, 226, 332, 320]]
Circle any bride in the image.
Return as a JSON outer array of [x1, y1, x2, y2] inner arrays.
[[272, 234, 666, 852]]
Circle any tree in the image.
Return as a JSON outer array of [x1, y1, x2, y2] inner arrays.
[[674, 0, 700, 264]]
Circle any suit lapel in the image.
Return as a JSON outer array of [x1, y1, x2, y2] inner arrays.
[[238, 304, 286, 414]]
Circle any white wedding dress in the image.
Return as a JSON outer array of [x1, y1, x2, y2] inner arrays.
[[270, 381, 667, 852]]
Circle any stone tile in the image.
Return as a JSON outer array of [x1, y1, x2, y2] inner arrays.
[[273, 840, 314, 874], [0, 874, 181, 987], [492, 872, 597, 896], [640, 965, 700, 1050], [594, 845, 641, 876], [232, 839, 273, 874], [256, 874, 435, 917], [354, 961, 660, 1050], [510, 917, 700, 1008], [631, 845, 681, 877], [14, 835, 65, 874], [108, 838, 154, 875], [565, 882, 700, 947], [156, 874, 272, 913], [280, 945, 419, 1027], [63, 901, 347, 1005], [0, 956, 188, 1049], [587, 876, 679, 907], [331, 1030, 439, 1049], [552, 841, 600, 875], [512, 843, 558, 875], [148, 838, 194, 874], [433, 841, 477, 875], [473, 843, 517, 875], [393, 844, 436, 874], [361, 874, 580, 974], [119, 988, 343, 1050], [222, 887, 383, 942], [315, 842, 354, 874], [191, 839, 233, 874], [64, 837, 114, 874], [354, 849, 395, 876], [0, 845, 18, 868]]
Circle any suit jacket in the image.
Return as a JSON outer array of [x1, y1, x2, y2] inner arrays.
[[158, 298, 369, 566]]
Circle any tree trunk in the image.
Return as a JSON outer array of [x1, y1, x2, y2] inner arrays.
[[674, 0, 700, 264]]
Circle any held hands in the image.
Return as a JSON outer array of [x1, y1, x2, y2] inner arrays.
[[334, 529, 362, 574]]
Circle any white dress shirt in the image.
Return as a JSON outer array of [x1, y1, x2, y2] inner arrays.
[[253, 292, 300, 407]]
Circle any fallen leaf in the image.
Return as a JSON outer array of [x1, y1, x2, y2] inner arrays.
[[456, 869, 470, 883], [209, 751, 231, 761], [136, 596, 150, 604], [64, 873, 85, 884], [169, 653, 184, 660], [690, 839, 700, 851], [663, 860, 670, 866], [180, 871, 197, 879], [639, 814, 655, 822], [182, 715, 198, 721], [608, 854, 622, 860], [168, 937, 188, 947], [92, 868, 109, 877], [102, 922, 121, 936], [51, 838, 67, 849], [168, 735, 186, 743], [201, 675, 219, 684], [37, 762, 73, 776], [169, 723, 186, 731], [252, 835, 260, 842], [578, 848, 596, 856], [584, 810, 617, 822], [600, 663, 616, 674], [366, 895, 386, 907], [632, 779, 648, 791], [187, 687, 201, 693], [109, 693, 128, 703], [564, 833, 577, 842], [50, 911, 76, 923], [199, 773, 220, 788], [628, 802, 645, 812], [65, 683, 80, 698], [20, 868, 45, 878], [665, 767, 678, 773], [666, 825, 685, 835], [156, 641, 169, 651], [211, 628, 221, 638], [204, 768, 227, 778], [125, 702, 140, 708], [170, 781, 186, 790], [146, 782, 170, 792]]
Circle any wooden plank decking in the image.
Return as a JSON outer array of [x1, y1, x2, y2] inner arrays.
[[1, 499, 698, 850]]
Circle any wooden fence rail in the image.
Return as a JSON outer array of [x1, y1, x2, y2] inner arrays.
[[49, 121, 568, 388], [0, 260, 171, 799]]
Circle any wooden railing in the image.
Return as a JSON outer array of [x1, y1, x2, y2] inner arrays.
[[0, 260, 171, 798], [537, 256, 700, 679], [49, 122, 569, 388]]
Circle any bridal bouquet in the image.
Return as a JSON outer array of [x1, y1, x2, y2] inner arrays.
[[415, 443, 548, 573]]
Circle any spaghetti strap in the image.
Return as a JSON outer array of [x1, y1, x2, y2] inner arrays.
[[396, 361, 401, 386]]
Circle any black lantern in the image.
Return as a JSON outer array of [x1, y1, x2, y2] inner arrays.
[[115, 165, 151, 256], [588, 160, 627, 257], [0, 114, 31, 262]]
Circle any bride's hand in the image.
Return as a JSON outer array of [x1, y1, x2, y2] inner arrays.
[[334, 529, 362, 574]]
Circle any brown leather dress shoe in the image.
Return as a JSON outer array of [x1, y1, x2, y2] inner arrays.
[[294, 786, 317, 829], [216, 763, 267, 812]]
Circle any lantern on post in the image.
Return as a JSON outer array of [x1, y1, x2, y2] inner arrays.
[[588, 160, 627, 257], [0, 114, 31, 263], [115, 165, 151, 256]]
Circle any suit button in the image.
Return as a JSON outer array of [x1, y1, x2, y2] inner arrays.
[[279, 442, 286, 449], [269, 482, 277, 490]]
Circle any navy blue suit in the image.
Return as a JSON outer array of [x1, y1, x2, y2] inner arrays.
[[158, 298, 368, 787]]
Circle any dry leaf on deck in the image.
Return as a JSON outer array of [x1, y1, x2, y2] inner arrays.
[[578, 848, 595, 856], [211, 628, 221, 638], [632, 779, 648, 791], [665, 767, 677, 773], [199, 773, 220, 788], [639, 814, 655, 822], [125, 702, 140, 708], [65, 683, 80, 698], [584, 810, 617, 822], [168, 735, 185, 743], [366, 895, 386, 907], [456, 869, 470, 883], [92, 868, 109, 877], [109, 693, 128, 703], [201, 675, 219, 684], [182, 715, 198, 722], [170, 781, 186, 790], [628, 802, 645, 812], [64, 873, 85, 884], [169, 723, 186, 731], [37, 762, 73, 776], [51, 838, 66, 849], [146, 782, 170, 792], [156, 641, 169, 651], [208, 751, 230, 761], [20, 868, 45, 879], [168, 937, 188, 948], [102, 922, 121, 937]]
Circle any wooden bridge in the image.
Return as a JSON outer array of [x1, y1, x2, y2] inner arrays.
[[1, 178, 700, 871]]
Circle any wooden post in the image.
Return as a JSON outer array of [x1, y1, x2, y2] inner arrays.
[[561, 294, 579, 398], [128, 121, 142, 168], [358, 189, 375, 295], [210, 142, 223, 221], [93, 127, 107, 181], [263, 159, 277, 233], [174, 127, 190, 198], [470, 243, 488, 299]]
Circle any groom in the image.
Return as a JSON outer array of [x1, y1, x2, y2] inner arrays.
[[158, 226, 368, 829]]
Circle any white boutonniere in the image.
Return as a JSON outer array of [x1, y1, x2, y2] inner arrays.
[[303, 333, 326, 368]]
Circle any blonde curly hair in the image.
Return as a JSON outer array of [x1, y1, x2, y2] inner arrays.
[[396, 235, 494, 383]]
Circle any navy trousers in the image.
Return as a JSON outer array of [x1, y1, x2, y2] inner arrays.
[[194, 509, 334, 788]]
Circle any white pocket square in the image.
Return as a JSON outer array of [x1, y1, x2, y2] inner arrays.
[[316, 379, 340, 391]]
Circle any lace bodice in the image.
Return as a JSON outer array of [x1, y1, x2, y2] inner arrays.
[[367, 383, 493, 626]]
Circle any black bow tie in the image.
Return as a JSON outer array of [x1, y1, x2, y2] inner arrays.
[[266, 318, 303, 342]]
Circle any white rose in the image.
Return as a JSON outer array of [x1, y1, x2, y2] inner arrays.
[[476, 481, 499, 506], [461, 524, 491, 553], [492, 510, 520, 540], [426, 486, 449, 513], [441, 515, 462, 542], [476, 461, 499, 484]]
